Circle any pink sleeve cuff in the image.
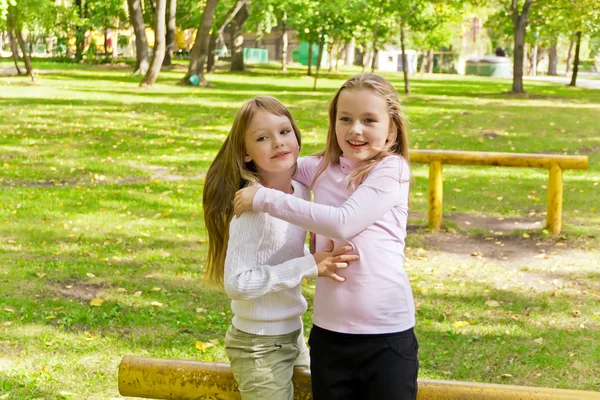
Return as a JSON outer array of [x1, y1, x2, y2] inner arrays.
[[252, 187, 269, 211]]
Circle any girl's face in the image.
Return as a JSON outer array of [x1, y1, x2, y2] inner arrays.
[[335, 88, 395, 163], [244, 110, 299, 176]]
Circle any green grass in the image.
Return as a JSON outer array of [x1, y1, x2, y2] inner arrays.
[[1, 60, 599, 398]]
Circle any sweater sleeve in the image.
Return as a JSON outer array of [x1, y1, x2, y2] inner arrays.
[[224, 212, 317, 301], [293, 156, 321, 187], [253, 156, 410, 240]]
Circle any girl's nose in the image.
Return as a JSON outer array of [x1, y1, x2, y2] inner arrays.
[[349, 121, 362, 135]]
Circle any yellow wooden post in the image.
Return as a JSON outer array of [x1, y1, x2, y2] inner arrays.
[[428, 161, 443, 231], [546, 163, 563, 235]]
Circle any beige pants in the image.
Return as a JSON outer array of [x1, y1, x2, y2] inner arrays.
[[224, 325, 310, 400]]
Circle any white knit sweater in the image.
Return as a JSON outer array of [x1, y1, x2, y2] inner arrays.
[[223, 180, 318, 335]]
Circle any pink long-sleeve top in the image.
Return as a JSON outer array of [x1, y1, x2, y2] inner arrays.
[[252, 154, 415, 334]]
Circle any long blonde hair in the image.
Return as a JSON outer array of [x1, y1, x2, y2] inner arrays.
[[202, 96, 302, 286], [311, 73, 409, 190]]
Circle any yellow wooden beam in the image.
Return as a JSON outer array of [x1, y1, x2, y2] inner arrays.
[[409, 150, 588, 170], [546, 163, 563, 236], [118, 356, 600, 400], [428, 161, 443, 231]]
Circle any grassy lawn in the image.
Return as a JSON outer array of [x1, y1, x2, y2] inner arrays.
[[1, 60, 599, 399]]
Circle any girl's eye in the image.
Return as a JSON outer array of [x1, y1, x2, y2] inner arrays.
[[257, 136, 267, 142], [365, 118, 375, 123], [340, 117, 350, 122], [280, 129, 291, 135]]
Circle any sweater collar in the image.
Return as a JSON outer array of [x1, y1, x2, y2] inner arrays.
[[339, 154, 358, 175]]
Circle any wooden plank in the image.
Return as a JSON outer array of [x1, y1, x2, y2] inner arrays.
[[118, 356, 600, 400]]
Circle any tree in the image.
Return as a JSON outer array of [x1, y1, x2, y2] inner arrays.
[[230, 2, 248, 71], [508, 0, 535, 93], [207, 0, 247, 72], [180, 0, 218, 86], [127, 0, 150, 74], [140, 0, 166, 86], [163, 0, 177, 66]]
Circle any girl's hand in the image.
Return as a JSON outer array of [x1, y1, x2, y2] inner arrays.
[[234, 186, 260, 217], [312, 241, 358, 283]]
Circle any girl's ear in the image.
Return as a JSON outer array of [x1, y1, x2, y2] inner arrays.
[[244, 154, 252, 163]]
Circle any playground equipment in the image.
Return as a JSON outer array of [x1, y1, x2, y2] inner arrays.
[[408, 150, 588, 235], [118, 356, 600, 400]]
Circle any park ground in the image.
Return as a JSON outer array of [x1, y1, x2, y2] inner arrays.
[[0, 60, 599, 399]]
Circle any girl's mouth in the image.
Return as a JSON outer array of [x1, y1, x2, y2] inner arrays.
[[272, 151, 291, 159], [347, 140, 368, 150]]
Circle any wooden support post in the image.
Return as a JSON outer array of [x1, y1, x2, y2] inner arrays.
[[428, 161, 443, 231], [546, 163, 563, 235]]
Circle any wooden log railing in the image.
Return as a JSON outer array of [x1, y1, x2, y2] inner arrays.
[[408, 150, 589, 235], [118, 356, 600, 400]]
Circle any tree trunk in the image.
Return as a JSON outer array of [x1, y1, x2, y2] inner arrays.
[[400, 21, 410, 95], [419, 51, 428, 74], [230, 3, 248, 72], [370, 30, 378, 73], [281, 12, 288, 72], [181, 0, 219, 85], [14, 27, 35, 81], [531, 43, 537, 76], [313, 35, 325, 91], [75, 0, 86, 62], [207, 33, 218, 72], [127, 0, 150, 75], [569, 31, 582, 87], [163, 0, 177, 66], [428, 50, 434, 73], [7, 31, 23, 75], [345, 38, 355, 66], [307, 40, 313, 76], [104, 26, 109, 57], [140, 0, 167, 86], [328, 40, 334, 72], [548, 42, 558, 76], [511, 0, 534, 94], [566, 38, 574, 74]]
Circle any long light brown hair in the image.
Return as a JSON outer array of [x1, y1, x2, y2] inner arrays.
[[202, 96, 302, 286], [311, 73, 409, 191]]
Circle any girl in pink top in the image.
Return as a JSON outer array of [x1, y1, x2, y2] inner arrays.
[[234, 74, 418, 400]]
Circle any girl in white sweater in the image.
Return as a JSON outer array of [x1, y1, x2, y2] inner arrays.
[[202, 96, 358, 400]]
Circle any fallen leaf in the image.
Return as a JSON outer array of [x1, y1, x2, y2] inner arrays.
[[555, 242, 565, 247], [452, 321, 470, 328], [45, 316, 56, 320], [500, 373, 513, 379], [151, 301, 163, 307], [534, 337, 544, 344], [134, 291, 143, 296], [152, 287, 161, 291], [1, 321, 13, 327], [41, 365, 49, 373], [86, 272, 96, 278], [208, 338, 220, 345], [90, 298, 104, 307], [3, 308, 15, 313], [195, 341, 206, 352], [522, 233, 530, 239], [485, 300, 501, 307], [572, 310, 581, 317]]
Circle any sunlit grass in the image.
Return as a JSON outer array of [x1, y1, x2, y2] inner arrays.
[[1, 61, 599, 397]]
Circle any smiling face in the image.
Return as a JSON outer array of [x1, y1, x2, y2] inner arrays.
[[243, 110, 300, 178], [335, 88, 395, 163]]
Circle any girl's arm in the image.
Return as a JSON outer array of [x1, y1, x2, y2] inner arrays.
[[293, 156, 321, 187], [244, 157, 409, 240], [224, 213, 317, 301]]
